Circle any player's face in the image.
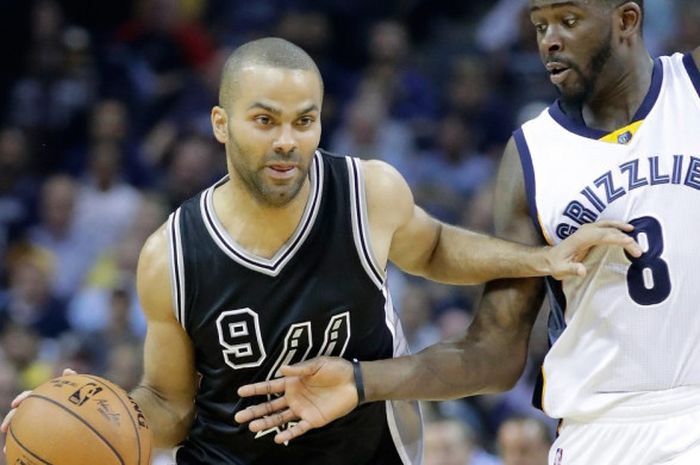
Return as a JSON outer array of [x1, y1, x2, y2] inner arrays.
[[221, 65, 322, 207], [530, 0, 615, 105]]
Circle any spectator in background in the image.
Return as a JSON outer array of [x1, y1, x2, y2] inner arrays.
[[330, 88, 416, 175], [0, 245, 69, 340], [8, 0, 96, 166], [27, 175, 93, 299], [364, 20, 437, 130], [0, 128, 37, 285], [162, 135, 222, 210], [67, 193, 166, 344], [66, 99, 156, 187], [665, 0, 700, 54], [409, 114, 495, 224], [442, 56, 514, 154], [75, 141, 142, 254], [425, 417, 501, 465], [496, 417, 551, 465], [114, 0, 215, 133]]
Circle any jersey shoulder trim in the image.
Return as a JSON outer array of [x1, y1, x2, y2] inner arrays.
[[346, 156, 385, 289], [513, 128, 550, 244], [167, 208, 186, 328]]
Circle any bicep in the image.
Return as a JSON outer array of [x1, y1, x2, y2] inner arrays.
[[137, 227, 198, 403], [388, 205, 441, 275], [467, 138, 545, 351], [360, 159, 441, 274], [141, 318, 197, 401]]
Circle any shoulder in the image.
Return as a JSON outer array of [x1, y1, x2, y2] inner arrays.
[[137, 222, 176, 322], [359, 159, 415, 229], [493, 137, 540, 243], [360, 160, 413, 209]]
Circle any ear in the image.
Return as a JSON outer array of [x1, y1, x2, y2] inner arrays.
[[211, 106, 229, 144], [616, 2, 643, 40]]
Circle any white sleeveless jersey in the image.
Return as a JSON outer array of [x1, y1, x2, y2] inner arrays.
[[516, 53, 700, 420]]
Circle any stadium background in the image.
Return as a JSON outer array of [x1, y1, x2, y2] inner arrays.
[[0, 0, 696, 463]]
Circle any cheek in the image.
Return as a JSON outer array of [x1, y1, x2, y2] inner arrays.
[[298, 127, 322, 149]]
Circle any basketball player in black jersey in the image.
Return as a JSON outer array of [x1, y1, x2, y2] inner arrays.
[[2, 37, 640, 464]]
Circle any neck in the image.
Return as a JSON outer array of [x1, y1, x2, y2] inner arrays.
[[212, 170, 311, 258], [582, 48, 654, 131]]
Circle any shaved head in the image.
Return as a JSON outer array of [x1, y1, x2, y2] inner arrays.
[[219, 37, 323, 110]]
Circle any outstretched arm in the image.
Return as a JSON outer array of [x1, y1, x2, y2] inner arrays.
[[362, 156, 639, 285], [235, 138, 624, 442]]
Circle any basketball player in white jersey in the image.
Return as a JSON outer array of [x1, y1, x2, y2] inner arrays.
[[234, 3, 700, 464]]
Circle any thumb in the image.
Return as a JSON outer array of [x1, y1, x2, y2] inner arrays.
[[562, 262, 586, 278], [280, 358, 323, 377]]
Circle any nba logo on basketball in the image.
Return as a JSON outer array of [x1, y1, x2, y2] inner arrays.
[[554, 448, 564, 465]]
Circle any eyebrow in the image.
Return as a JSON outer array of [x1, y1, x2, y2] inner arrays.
[[248, 102, 281, 115], [530, 1, 580, 12], [247, 102, 320, 116]]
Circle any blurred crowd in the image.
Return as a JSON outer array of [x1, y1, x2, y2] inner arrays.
[[0, 0, 697, 463]]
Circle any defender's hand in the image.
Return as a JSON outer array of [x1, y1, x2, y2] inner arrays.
[[235, 357, 357, 444], [546, 220, 642, 279]]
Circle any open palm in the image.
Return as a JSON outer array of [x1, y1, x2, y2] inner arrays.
[[235, 357, 358, 444]]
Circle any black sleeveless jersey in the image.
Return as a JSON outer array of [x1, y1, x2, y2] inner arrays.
[[166, 150, 422, 465]]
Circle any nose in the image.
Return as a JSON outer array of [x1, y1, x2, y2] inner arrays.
[[541, 26, 563, 54], [273, 124, 297, 156]]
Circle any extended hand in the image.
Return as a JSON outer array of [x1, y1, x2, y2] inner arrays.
[[235, 357, 357, 444], [547, 220, 642, 279]]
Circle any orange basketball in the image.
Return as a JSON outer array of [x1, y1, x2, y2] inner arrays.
[[5, 374, 152, 465]]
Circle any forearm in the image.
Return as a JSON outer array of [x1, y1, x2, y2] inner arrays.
[[363, 341, 522, 402], [130, 384, 194, 448], [364, 277, 543, 401], [421, 224, 550, 284]]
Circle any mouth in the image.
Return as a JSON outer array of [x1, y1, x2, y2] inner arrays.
[[264, 164, 299, 181], [546, 62, 572, 85]]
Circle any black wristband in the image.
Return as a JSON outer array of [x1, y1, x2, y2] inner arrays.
[[351, 358, 366, 405]]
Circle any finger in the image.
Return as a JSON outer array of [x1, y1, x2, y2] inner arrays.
[[238, 378, 287, 398], [62, 368, 77, 376], [573, 228, 640, 251], [556, 262, 587, 279], [623, 240, 643, 257], [280, 359, 321, 377], [596, 231, 642, 256], [11, 391, 32, 408], [249, 408, 298, 433], [274, 420, 314, 444], [1, 409, 16, 433], [589, 220, 634, 232], [235, 396, 289, 424]]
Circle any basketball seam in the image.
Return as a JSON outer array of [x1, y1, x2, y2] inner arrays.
[[8, 424, 55, 465], [26, 394, 126, 465], [82, 374, 144, 465]]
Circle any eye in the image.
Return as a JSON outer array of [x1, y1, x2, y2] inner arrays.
[[255, 115, 273, 126], [534, 23, 548, 34], [563, 17, 577, 27], [296, 116, 315, 128]]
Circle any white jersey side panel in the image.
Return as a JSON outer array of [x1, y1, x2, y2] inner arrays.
[[518, 53, 700, 420]]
